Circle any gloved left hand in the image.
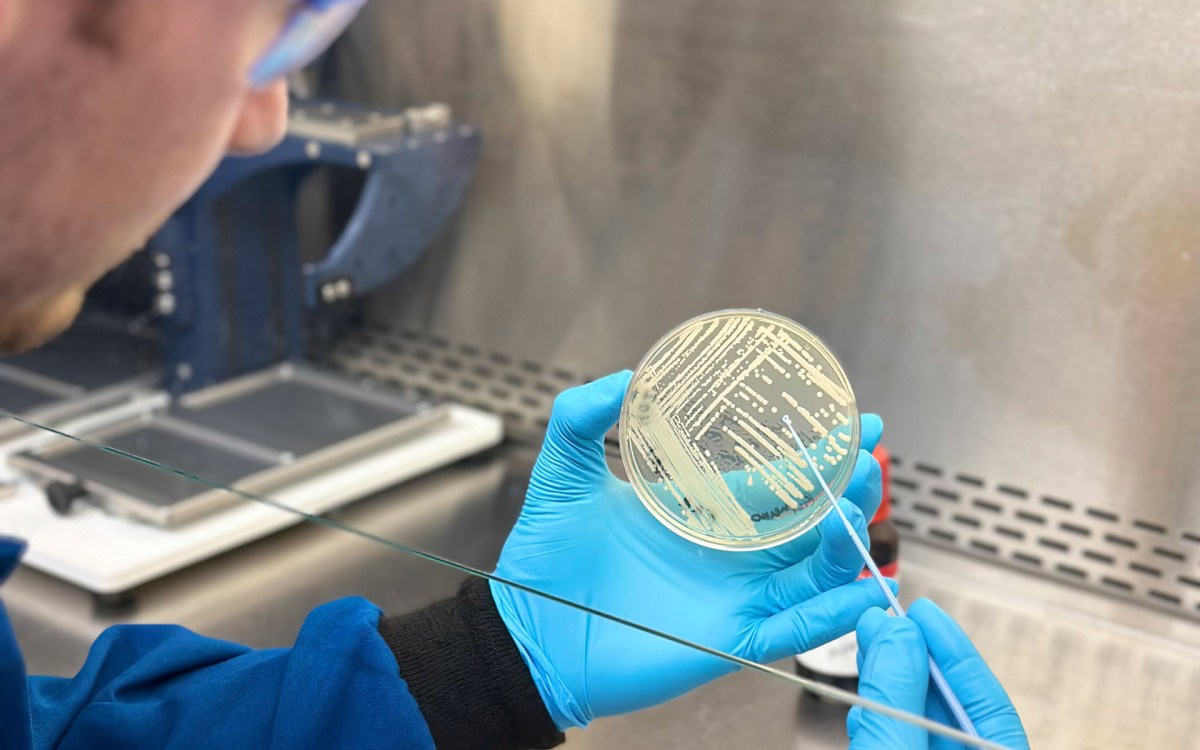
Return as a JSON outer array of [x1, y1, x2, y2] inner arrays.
[[492, 370, 894, 729]]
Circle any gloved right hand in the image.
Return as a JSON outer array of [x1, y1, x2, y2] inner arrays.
[[848, 599, 1030, 750], [492, 371, 893, 730]]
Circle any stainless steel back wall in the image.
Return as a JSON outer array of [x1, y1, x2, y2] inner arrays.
[[318, 1, 1200, 616]]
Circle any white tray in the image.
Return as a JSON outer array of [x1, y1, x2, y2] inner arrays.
[[0, 405, 502, 593]]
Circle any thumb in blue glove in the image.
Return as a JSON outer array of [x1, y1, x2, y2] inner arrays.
[[492, 371, 895, 729], [848, 600, 1030, 749]]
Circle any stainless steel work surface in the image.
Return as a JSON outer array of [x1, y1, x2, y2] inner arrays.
[[7, 447, 1200, 748]]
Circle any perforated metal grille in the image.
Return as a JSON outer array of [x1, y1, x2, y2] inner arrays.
[[320, 324, 1200, 620], [888, 455, 1200, 622], [316, 323, 589, 444]]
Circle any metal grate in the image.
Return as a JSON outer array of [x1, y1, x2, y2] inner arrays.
[[888, 455, 1200, 622], [320, 324, 1200, 621], [316, 322, 590, 444]]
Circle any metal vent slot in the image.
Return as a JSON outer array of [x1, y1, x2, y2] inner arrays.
[[955, 473, 985, 487], [1135, 519, 1168, 535], [1015, 510, 1046, 525], [1106, 534, 1137, 549], [998, 484, 1030, 499], [888, 454, 1200, 623], [1129, 562, 1162, 578], [1154, 547, 1186, 562], [972, 498, 1002, 513], [1040, 495, 1071, 510]]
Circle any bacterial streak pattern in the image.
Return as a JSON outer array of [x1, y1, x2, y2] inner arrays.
[[626, 315, 853, 540]]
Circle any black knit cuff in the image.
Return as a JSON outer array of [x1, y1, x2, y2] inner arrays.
[[378, 577, 565, 750]]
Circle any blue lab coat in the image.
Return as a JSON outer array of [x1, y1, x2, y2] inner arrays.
[[0, 537, 438, 749]]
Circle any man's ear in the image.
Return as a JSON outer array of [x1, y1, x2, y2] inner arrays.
[[226, 80, 289, 156]]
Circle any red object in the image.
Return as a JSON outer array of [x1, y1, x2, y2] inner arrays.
[[875, 561, 900, 578], [871, 445, 892, 524], [858, 444, 899, 581]]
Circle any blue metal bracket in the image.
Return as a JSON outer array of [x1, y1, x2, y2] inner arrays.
[[149, 101, 480, 394]]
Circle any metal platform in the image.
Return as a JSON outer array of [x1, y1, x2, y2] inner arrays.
[[0, 363, 503, 593], [12, 365, 447, 527]]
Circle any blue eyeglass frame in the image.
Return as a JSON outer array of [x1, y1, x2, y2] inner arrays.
[[249, 0, 370, 88]]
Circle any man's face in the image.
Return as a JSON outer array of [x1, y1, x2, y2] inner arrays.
[[0, 0, 295, 353]]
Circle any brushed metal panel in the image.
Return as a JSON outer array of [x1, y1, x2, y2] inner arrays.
[[317, 0, 1200, 605]]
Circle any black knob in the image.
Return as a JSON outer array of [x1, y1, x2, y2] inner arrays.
[[46, 481, 87, 516]]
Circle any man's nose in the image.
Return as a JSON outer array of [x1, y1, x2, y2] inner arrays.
[[226, 80, 289, 156]]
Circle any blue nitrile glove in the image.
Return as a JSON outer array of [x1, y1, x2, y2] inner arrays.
[[491, 370, 894, 729], [849, 599, 1030, 749]]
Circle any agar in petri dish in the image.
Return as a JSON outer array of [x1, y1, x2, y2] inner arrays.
[[619, 309, 860, 551]]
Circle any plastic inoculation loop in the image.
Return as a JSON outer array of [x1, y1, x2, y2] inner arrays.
[[620, 309, 860, 551]]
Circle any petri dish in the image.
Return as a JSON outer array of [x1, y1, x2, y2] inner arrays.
[[619, 309, 860, 551]]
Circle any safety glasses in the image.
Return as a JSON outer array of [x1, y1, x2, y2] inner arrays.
[[249, 0, 370, 89]]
